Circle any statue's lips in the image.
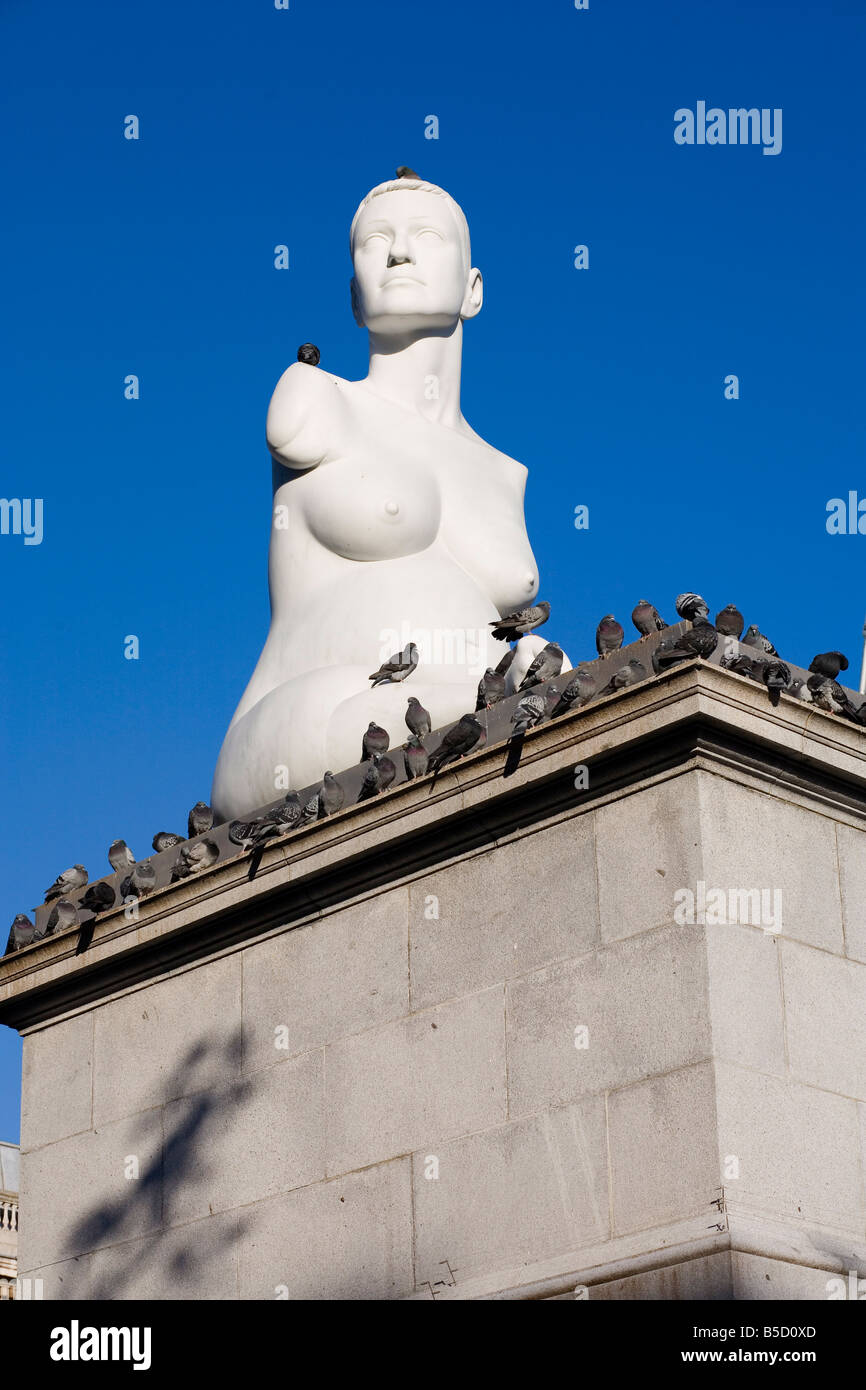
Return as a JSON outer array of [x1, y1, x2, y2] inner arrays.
[[380, 275, 424, 287]]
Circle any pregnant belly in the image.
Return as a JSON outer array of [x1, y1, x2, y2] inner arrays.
[[300, 458, 441, 561]]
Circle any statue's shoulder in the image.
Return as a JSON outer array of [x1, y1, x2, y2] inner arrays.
[[267, 363, 348, 468]]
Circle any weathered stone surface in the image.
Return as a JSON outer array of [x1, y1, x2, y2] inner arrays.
[[325, 987, 506, 1176], [506, 926, 710, 1118], [586, 1251, 733, 1300], [409, 816, 599, 1011], [706, 924, 785, 1076], [836, 822, 866, 964], [19, 1111, 164, 1270], [716, 1064, 864, 1229], [699, 778, 843, 953], [92, 955, 242, 1126], [162, 1050, 325, 1226], [86, 1210, 243, 1300], [595, 774, 702, 942], [412, 1099, 608, 1287], [241, 890, 408, 1074], [238, 1159, 413, 1300], [21, 1011, 92, 1151], [781, 941, 866, 1100], [608, 1063, 719, 1236]]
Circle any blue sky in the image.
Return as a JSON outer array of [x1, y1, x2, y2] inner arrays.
[[1, 0, 863, 1143]]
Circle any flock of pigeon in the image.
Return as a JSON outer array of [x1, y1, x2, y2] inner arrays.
[[5, 591, 862, 955]]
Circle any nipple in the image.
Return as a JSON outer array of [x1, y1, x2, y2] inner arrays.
[[384, 500, 400, 516]]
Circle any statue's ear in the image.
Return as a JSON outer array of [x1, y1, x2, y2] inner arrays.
[[460, 268, 483, 321], [350, 276, 365, 327]]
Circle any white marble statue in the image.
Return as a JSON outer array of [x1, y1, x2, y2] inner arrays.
[[212, 174, 562, 820]]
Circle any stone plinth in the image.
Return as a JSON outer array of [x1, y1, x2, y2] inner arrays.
[[2, 663, 866, 1300]]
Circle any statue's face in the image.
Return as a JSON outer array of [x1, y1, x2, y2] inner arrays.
[[351, 190, 481, 334]]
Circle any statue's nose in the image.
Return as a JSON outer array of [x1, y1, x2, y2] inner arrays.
[[387, 243, 414, 267]]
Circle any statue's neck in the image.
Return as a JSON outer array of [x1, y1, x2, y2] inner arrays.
[[365, 323, 465, 429]]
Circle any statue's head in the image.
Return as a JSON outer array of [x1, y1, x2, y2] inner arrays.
[[349, 176, 483, 335]]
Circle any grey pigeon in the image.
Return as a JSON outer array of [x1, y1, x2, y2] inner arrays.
[[369, 642, 419, 686], [510, 692, 547, 737], [595, 615, 624, 657], [172, 840, 219, 878], [787, 678, 812, 703], [121, 862, 157, 901], [807, 675, 865, 724], [297, 343, 320, 366], [44, 864, 88, 903], [632, 600, 666, 637], [405, 696, 431, 737], [653, 622, 718, 672], [475, 668, 506, 710], [517, 642, 564, 691], [715, 604, 744, 639], [428, 715, 485, 772], [80, 881, 117, 915], [809, 651, 849, 680], [358, 753, 396, 799], [301, 792, 320, 824], [495, 648, 516, 677], [741, 625, 778, 658], [108, 839, 135, 873], [720, 652, 763, 683], [320, 772, 345, 817], [362, 721, 390, 761], [598, 658, 647, 697], [249, 795, 304, 844], [490, 601, 550, 643], [188, 802, 214, 839], [46, 898, 80, 935], [6, 914, 36, 953], [153, 831, 184, 853], [675, 593, 710, 624], [551, 666, 596, 717], [396, 166, 422, 179], [404, 736, 429, 779], [762, 659, 791, 708]]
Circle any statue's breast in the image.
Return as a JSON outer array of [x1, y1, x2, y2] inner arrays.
[[299, 456, 442, 562]]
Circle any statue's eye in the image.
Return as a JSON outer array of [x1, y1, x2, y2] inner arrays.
[[362, 231, 388, 245], [415, 228, 443, 240]]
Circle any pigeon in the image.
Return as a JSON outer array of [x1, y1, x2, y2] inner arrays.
[[787, 678, 812, 703], [809, 651, 849, 680], [188, 802, 214, 838], [516, 642, 564, 691], [362, 721, 390, 761], [475, 668, 506, 710], [46, 898, 80, 935], [171, 840, 219, 878], [297, 343, 320, 366], [595, 616, 624, 657], [762, 659, 791, 708], [807, 675, 865, 723], [108, 840, 135, 873], [632, 600, 666, 637], [675, 593, 710, 624], [301, 792, 320, 824], [428, 715, 485, 773], [369, 642, 419, 686], [121, 862, 157, 901], [715, 605, 745, 639], [80, 882, 117, 916], [495, 648, 517, 677], [720, 652, 764, 683], [358, 753, 396, 799], [551, 666, 596, 717], [319, 772, 345, 817], [741, 625, 778, 658], [404, 735, 429, 779], [396, 166, 422, 179], [490, 601, 550, 643], [405, 696, 431, 737], [152, 831, 184, 853], [653, 622, 718, 672], [509, 692, 547, 737], [250, 795, 304, 843], [597, 658, 647, 698], [6, 914, 36, 953], [44, 864, 88, 903]]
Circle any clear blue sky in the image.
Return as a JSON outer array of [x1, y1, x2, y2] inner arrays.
[[1, 0, 863, 1143]]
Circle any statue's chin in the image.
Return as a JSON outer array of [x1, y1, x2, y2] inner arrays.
[[364, 309, 461, 339]]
